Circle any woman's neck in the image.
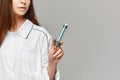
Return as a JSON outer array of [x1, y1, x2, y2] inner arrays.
[[10, 16, 26, 32]]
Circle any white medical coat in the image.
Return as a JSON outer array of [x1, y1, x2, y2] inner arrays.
[[0, 19, 60, 80]]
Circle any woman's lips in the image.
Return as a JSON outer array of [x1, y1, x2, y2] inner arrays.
[[18, 7, 26, 10]]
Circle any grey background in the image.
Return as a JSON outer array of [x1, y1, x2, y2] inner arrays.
[[34, 0, 120, 80]]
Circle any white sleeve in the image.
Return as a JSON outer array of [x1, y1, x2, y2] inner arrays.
[[40, 34, 60, 80]]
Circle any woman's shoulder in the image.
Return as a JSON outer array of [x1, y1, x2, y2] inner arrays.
[[32, 24, 52, 40]]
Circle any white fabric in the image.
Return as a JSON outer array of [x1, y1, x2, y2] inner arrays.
[[0, 19, 60, 80]]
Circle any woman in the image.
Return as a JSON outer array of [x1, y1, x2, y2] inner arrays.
[[0, 0, 64, 80]]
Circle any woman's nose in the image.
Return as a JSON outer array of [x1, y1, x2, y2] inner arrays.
[[21, 0, 26, 5]]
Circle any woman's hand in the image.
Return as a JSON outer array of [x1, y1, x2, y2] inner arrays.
[[49, 38, 64, 65], [48, 39, 64, 80]]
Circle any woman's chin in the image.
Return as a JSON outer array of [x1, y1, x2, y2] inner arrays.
[[15, 13, 26, 17]]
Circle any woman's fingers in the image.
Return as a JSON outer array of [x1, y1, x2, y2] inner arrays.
[[50, 45, 57, 54], [52, 38, 56, 46], [57, 41, 63, 47], [53, 48, 62, 57], [51, 38, 63, 47], [50, 38, 64, 58], [53, 48, 64, 58], [56, 51, 64, 58]]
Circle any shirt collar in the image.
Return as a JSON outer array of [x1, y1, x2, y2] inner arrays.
[[16, 19, 33, 39]]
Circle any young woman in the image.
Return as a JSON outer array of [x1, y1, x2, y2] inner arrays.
[[0, 0, 64, 80]]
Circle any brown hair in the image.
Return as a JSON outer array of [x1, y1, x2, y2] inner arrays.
[[0, 0, 39, 47]]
